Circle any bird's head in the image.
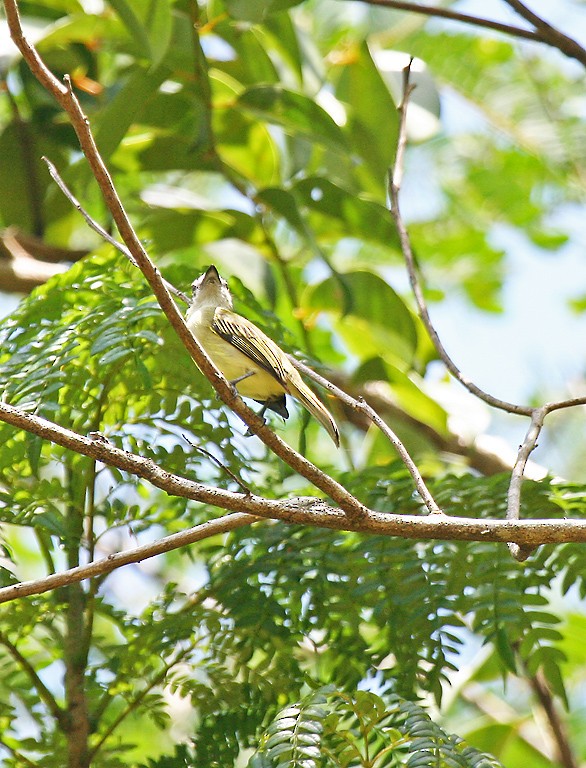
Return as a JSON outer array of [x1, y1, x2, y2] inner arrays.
[[191, 265, 233, 310]]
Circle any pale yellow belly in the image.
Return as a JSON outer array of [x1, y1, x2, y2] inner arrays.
[[188, 318, 285, 401]]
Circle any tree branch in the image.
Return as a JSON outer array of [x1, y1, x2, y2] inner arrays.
[[503, 0, 586, 68], [506, 406, 547, 560], [389, 61, 586, 560], [0, 631, 68, 729], [528, 669, 579, 768], [3, 402, 586, 606], [351, 0, 586, 69], [42, 156, 193, 305], [388, 61, 533, 418], [348, 0, 543, 43]]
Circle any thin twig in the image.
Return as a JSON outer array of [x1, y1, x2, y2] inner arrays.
[[391, 61, 586, 560], [182, 434, 252, 494], [506, 396, 586, 561], [503, 0, 586, 68], [349, 0, 542, 43], [388, 62, 533, 416], [42, 156, 191, 306], [353, 0, 586, 69], [291, 357, 443, 515], [506, 406, 546, 560], [389, 61, 532, 417], [544, 396, 586, 414]]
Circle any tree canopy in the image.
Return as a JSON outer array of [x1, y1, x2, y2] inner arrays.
[[1, 1, 586, 767]]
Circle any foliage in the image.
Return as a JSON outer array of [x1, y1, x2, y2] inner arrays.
[[0, 0, 585, 766], [250, 686, 504, 767]]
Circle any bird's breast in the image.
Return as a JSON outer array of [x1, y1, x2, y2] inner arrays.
[[186, 308, 285, 400]]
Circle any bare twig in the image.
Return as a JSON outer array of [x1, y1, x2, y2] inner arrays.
[[544, 396, 586, 414], [506, 397, 586, 560], [182, 434, 252, 494], [388, 61, 532, 418], [389, 61, 586, 560], [506, 406, 547, 560], [42, 156, 191, 305], [349, 0, 542, 42], [503, 0, 586, 68], [351, 0, 586, 68], [292, 358, 443, 515]]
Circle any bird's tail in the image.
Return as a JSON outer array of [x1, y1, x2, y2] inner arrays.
[[290, 380, 340, 447]]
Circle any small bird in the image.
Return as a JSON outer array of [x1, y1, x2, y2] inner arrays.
[[185, 265, 340, 447]]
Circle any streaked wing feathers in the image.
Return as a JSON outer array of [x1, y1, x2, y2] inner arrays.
[[211, 308, 289, 387]]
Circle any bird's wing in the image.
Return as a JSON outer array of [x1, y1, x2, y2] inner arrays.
[[211, 308, 289, 387]]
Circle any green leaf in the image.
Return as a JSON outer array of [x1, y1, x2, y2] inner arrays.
[[257, 187, 307, 235], [37, 13, 124, 48], [109, 0, 150, 54], [24, 432, 43, 478], [93, 64, 169, 160], [292, 176, 400, 249], [335, 40, 398, 191], [237, 86, 346, 150], [302, 271, 417, 364], [0, 122, 62, 232], [109, 0, 173, 67], [225, 0, 304, 23], [354, 358, 448, 434]]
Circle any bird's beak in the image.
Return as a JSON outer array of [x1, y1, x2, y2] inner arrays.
[[203, 265, 220, 282]]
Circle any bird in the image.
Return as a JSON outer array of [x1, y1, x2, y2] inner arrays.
[[185, 265, 340, 447]]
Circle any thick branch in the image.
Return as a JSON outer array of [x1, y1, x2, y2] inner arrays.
[[3, 402, 586, 607]]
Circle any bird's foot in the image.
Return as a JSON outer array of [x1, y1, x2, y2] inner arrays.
[[244, 404, 268, 437], [230, 370, 256, 386]]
